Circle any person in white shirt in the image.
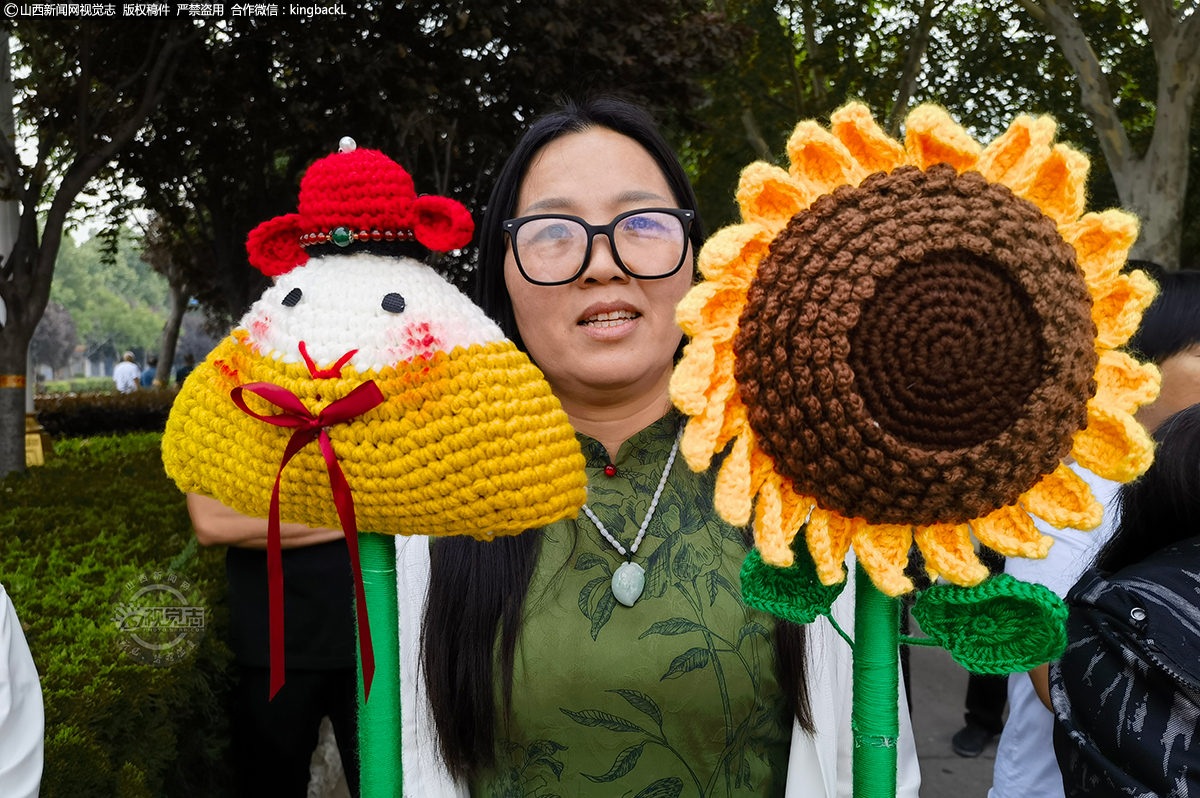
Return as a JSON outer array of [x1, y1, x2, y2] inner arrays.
[[0, 583, 44, 798], [988, 464, 1120, 798], [112, 351, 141, 393]]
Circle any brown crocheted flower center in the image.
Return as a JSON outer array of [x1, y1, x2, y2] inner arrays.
[[847, 251, 1045, 449], [735, 164, 1096, 526]]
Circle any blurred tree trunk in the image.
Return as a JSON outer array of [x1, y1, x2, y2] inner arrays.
[[0, 36, 23, 475], [156, 281, 187, 387], [1015, 0, 1200, 269], [0, 23, 189, 477], [887, 0, 942, 137]]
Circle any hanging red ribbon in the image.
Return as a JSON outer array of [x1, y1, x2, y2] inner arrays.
[[231, 379, 386, 700]]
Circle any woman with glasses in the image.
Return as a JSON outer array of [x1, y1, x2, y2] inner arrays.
[[414, 98, 920, 796]]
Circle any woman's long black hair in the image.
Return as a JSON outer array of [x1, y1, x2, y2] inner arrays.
[[421, 98, 812, 780], [1094, 403, 1200, 574]]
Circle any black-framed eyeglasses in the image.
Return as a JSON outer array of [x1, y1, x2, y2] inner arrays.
[[503, 207, 695, 286]]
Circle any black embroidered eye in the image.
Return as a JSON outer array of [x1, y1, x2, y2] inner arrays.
[[381, 293, 406, 313], [282, 288, 303, 307]]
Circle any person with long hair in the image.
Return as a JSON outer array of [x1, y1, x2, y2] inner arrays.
[[1050, 402, 1200, 795], [415, 98, 920, 796]]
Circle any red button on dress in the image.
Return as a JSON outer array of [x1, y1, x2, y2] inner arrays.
[[604, 464, 617, 477]]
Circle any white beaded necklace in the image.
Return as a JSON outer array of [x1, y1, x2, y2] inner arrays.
[[582, 424, 682, 607]]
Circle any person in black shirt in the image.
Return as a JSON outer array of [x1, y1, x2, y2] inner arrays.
[[176, 353, 197, 384], [189, 493, 360, 798], [1050, 404, 1200, 797]]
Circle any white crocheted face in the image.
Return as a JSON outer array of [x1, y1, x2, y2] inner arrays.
[[239, 253, 504, 374]]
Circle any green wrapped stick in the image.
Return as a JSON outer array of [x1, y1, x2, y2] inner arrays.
[[852, 562, 900, 798], [356, 532, 403, 797]]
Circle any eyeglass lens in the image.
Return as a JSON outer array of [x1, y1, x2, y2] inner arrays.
[[514, 212, 687, 283]]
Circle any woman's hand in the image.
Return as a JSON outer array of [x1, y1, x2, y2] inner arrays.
[[187, 492, 344, 549]]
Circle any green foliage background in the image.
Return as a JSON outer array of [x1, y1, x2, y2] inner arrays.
[[0, 434, 233, 798], [677, 0, 1199, 267], [50, 230, 168, 355]]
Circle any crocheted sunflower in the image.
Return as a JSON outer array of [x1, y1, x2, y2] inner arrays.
[[670, 103, 1160, 597]]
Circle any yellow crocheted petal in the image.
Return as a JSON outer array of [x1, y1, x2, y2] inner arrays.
[[805, 508, 855, 587], [970, 503, 1054, 559], [737, 162, 815, 229], [670, 337, 718, 416], [1093, 349, 1162, 415], [697, 223, 776, 287], [1061, 210, 1139, 297], [1017, 143, 1089, 227], [903, 104, 982, 173], [975, 114, 1056, 188], [914, 523, 990, 587], [699, 287, 756, 345], [852, 521, 915, 597], [680, 403, 727, 472], [779, 479, 816, 535], [1072, 407, 1156, 484], [830, 102, 906, 175], [754, 470, 796, 567], [675, 280, 723, 335], [786, 120, 867, 194], [1021, 463, 1104, 531], [1093, 269, 1159, 350], [678, 338, 742, 453], [714, 430, 755, 528]]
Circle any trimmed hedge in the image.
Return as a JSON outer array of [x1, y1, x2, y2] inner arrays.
[[34, 389, 181, 439], [40, 377, 122, 395], [0, 433, 233, 798]]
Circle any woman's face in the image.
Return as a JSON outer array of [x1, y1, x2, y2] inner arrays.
[[1139, 342, 1200, 431], [504, 128, 693, 403]]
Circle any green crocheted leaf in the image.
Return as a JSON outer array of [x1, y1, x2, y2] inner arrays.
[[911, 574, 1067, 675], [740, 532, 846, 625]]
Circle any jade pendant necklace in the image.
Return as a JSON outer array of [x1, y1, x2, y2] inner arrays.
[[581, 425, 683, 607]]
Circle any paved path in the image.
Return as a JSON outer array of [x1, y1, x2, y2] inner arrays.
[[909, 639, 1000, 797]]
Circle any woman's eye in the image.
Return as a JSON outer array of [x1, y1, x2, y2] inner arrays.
[[382, 293, 406, 314], [282, 288, 303, 307], [621, 215, 668, 236], [532, 223, 575, 242]]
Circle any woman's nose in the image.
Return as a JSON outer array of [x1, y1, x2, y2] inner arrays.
[[579, 233, 630, 283]]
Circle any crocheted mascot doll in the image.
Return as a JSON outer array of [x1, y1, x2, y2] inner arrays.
[[163, 139, 587, 795], [670, 103, 1160, 797]]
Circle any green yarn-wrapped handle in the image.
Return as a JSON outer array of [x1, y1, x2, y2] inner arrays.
[[852, 562, 899, 798], [357, 532, 403, 797]]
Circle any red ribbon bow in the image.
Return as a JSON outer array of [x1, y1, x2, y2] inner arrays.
[[231, 380, 386, 700]]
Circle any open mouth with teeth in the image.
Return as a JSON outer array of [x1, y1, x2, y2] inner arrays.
[[580, 310, 641, 328]]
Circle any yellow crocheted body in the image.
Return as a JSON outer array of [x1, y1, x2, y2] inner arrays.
[[163, 330, 587, 537]]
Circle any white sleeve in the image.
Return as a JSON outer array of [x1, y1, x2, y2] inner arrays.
[[395, 538, 468, 798], [0, 584, 44, 798]]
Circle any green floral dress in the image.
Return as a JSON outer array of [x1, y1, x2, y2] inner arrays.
[[471, 411, 792, 798]]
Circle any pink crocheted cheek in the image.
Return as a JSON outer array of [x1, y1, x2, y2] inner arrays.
[[384, 320, 444, 363], [250, 313, 272, 339], [244, 308, 280, 354]]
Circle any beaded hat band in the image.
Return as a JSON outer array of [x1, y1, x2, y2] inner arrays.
[[299, 228, 417, 247]]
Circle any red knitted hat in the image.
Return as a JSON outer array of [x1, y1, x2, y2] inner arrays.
[[246, 139, 475, 276]]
